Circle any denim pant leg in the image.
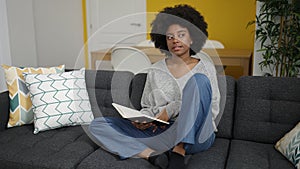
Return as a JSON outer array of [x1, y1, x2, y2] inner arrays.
[[89, 117, 168, 159], [175, 73, 215, 154], [89, 117, 149, 159]]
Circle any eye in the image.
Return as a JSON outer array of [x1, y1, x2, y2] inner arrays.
[[178, 33, 185, 38], [166, 34, 174, 40]]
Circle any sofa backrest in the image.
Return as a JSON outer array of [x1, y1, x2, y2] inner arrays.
[[129, 73, 147, 110], [233, 76, 300, 144], [0, 70, 237, 137], [129, 73, 236, 139], [215, 75, 236, 139], [85, 70, 134, 118], [0, 91, 9, 131]]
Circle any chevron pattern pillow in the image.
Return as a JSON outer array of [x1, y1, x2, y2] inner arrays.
[[24, 69, 94, 134], [1, 64, 65, 128], [275, 122, 300, 169]]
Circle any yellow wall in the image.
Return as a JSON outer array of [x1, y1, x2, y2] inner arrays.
[[146, 0, 256, 50]]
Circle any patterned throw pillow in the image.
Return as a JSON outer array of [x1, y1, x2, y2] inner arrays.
[[24, 69, 94, 134], [275, 122, 300, 169], [1, 64, 65, 127]]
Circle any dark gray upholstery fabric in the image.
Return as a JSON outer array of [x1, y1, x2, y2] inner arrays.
[[129, 73, 147, 110], [234, 76, 300, 143], [78, 138, 230, 169], [0, 70, 134, 169], [226, 140, 295, 169], [216, 76, 235, 139], [77, 148, 157, 169], [2, 71, 298, 169], [85, 70, 134, 118], [0, 125, 97, 169], [0, 91, 9, 131], [186, 138, 230, 169]]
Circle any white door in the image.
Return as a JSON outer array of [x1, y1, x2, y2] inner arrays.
[[87, 0, 147, 51]]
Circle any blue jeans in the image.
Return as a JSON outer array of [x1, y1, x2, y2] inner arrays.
[[89, 73, 215, 159]]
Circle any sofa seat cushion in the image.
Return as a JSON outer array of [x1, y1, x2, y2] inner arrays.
[[77, 138, 230, 169], [226, 139, 295, 169], [77, 148, 157, 169], [0, 125, 97, 169], [185, 138, 230, 169]]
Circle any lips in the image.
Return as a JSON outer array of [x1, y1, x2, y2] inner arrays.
[[172, 46, 182, 51]]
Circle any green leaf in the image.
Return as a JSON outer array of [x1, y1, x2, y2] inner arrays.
[[252, 0, 300, 77], [246, 20, 256, 29]]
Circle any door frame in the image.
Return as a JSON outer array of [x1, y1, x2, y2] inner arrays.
[[0, 0, 12, 92], [84, 0, 146, 69]]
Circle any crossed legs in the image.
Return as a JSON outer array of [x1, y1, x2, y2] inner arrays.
[[88, 73, 215, 168]]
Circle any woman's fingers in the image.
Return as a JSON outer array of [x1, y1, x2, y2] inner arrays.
[[131, 121, 154, 130]]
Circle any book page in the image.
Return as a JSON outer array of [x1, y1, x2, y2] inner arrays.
[[112, 103, 169, 124]]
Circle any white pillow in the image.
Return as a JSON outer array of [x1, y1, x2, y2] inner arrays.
[[24, 69, 94, 134], [275, 122, 300, 169]]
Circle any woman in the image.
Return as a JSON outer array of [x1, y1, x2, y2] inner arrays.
[[89, 4, 220, 169]]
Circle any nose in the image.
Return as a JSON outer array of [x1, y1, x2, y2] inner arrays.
[[172, 36, 180, 43]]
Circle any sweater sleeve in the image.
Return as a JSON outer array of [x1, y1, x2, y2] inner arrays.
[[165, 101, 181, 119], [139, 68, 181, 119], [139, 71, 157, 117], [211, 71, 220, 130]]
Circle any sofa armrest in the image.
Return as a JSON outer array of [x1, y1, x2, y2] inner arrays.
[[0, 91, 9, 131]]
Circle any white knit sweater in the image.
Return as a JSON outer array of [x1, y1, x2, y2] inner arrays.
[[140, 55, 220, 131]]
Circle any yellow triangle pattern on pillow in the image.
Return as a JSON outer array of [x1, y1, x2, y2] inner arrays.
[[1, 64, 65, 127]]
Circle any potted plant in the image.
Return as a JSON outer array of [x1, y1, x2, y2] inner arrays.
[[249, 0, 300, 77]]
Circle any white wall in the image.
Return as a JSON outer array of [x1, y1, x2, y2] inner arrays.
[[0, 0, 12, 92], [6, 0, 84, 69], [33, 0, 84, 69], [252, 2, 268, 76], [6, 0, 37, 67]]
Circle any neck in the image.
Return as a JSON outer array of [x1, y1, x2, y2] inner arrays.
[[169, 54, 196, 65]]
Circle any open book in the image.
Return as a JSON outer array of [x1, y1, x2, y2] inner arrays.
[[112, 103, 170, 125]]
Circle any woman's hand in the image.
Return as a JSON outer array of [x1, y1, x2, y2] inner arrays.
[[131, 121, 154, 130], [132, 109, 169, 132], [155, 108, 169, 122], [151, 108, 169, 132]]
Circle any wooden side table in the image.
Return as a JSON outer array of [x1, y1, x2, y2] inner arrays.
[[91, 47, 252, 76]]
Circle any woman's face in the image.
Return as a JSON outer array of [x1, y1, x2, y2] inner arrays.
[[166, 24, 192, 57]]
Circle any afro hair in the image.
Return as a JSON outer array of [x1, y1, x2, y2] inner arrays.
[[150, 4, 208, 56]]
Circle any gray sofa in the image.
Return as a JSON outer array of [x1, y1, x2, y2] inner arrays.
[[0, 70, 299, 169]]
